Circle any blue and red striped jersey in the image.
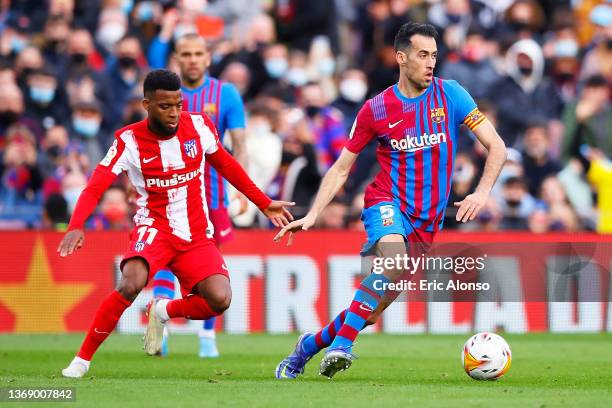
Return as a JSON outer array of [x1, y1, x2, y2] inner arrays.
[[182, 76, 246, 210], [346, 78, 485, 232]]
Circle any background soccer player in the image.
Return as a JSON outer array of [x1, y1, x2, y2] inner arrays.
[[274, 22, 507, 379], [58, 69, 294, 378], [151, 33, 248, 358]]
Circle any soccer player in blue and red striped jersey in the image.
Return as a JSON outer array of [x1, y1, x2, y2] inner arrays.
[[274, 22, 507, 379], [151, 33, 248, 358]]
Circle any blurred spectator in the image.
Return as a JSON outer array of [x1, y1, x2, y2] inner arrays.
[[0, 83, 41, 143], [299, 82, 346, 171], [69, 100, 106, 164], [14, 46, 44, 89], [440, 25, 500, 100], [498, 176, 536, 230], [428, 0, 474, 60], [285, 49, 309, 88], [269, 107, 321, 219], [273, 0, 340, 55], [0, 125, 43, 227], [41, 14, 70, 73], [501, 0, 546, 41], [561, 75, 611, 162], [24, 67, 70, 129], [64, 28, 105, 77], [521, 122, 561, 196], [489, 38, 562, 147], [220, 61, 251, 98], [538, 175, 579, 231], [43, 192, 69, 231], [104, 35, 145, 129], [88, 185, 131, 230], [579, 4, 612, 82], [39, 125, 69, 180], [332, 67, 368, 133], [317, 197, 347, 229], [233, 103, 282, 227], [585, 148, 612, 234], [95, 6, 128, 54]]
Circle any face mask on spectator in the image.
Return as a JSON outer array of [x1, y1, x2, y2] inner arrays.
[[286, 68, 308, 87], [506, 198, 521, 208], [137, 1, 154, 22], [317, 58, 335, 76], [339, 78, 367, 103], [63, 187, 82, 212], [518, 66, 533, 76], [0, 110, 19, 124], [73, 116, 101, 138], [462, 45, 486, 62], [121, 0, 134, 15], [30, 86, 56, 104], [265, 58, 288, 79], [453, 163, 475, 183], [97, 23, 126, 51], [554, 39, 578, 58], [305, 105, 320, 118], [103, 205, 127, 223], [46, 144, 63, 159], [250, 121, 271, 136], [70, 53, 88, 66], [11, 37, 27, 53], [606, 39, 612, 50], [118, 56, 138, 69]]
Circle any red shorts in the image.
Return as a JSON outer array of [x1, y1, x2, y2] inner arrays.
[[208, 208, 234, 245], [121, 226, 229, 295]]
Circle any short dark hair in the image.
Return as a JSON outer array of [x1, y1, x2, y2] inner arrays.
[[394, 22, 438, 51], [143, 69, 181, 96]]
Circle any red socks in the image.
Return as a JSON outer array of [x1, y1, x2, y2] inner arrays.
[[77, 291, 132, 361], [166, 295, 217, 320]]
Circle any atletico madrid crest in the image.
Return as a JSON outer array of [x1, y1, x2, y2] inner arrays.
[[184, 140, 198, 159]]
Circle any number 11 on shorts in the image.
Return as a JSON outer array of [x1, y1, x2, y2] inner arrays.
[[135, 226, 158, 252]]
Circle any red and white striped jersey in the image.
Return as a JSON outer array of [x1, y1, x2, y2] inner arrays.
[[100, 112, 220, 242]]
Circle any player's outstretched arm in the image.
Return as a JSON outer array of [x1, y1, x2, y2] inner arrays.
[[57, 167, 118, 257], [454, 119, 507, 223], [274, 148, 358, 246], [206, 146, 294, 227]]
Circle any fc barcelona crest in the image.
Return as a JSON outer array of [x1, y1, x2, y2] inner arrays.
[[430, 108, 445, 124], [184, 139, 198, 159]]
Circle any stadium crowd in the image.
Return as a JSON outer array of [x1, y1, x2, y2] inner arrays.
[[0, 0, 610, 233]]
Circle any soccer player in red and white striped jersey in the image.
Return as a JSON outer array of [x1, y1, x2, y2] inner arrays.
[[58, 69, 294, 378]]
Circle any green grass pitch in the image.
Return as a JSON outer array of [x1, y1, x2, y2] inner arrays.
[[1, 333, 611, 407]]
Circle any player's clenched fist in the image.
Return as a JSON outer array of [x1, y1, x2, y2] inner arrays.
[[57, 229, 85, 257]]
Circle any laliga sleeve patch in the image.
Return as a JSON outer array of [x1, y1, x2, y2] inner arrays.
[[100, 140, 118, 166]]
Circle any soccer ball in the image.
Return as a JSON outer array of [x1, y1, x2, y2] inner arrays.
[[462, 332, 512, 380]]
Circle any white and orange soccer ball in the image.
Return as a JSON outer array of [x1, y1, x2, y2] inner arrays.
[[462, 332, 512, 380]]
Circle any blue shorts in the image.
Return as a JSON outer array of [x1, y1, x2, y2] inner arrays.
[[361, 202, 415, 255]]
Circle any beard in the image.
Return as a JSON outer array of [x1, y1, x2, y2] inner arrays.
[[149, 115, 178, 136]]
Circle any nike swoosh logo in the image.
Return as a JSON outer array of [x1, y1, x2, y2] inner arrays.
[[143, 156, 158, 164], [221, 264, 228, 271], [359, 303, 373, 312], [94, 328, 110, 335], [219, 228, 232, 237], [388, 120, 403, 129]]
